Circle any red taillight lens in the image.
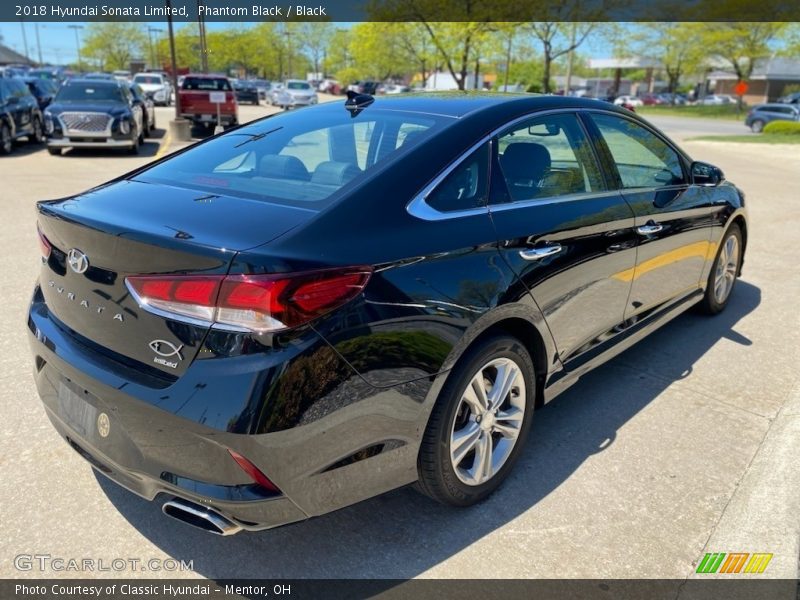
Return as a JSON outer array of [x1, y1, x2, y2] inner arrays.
[[127, 275, 224, 323], [125, 267, 371, 333], [37, 225, 52, 259], [228, 449, 280, 494]]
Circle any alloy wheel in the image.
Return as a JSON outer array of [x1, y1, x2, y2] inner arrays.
[[449, 358, 526, 486], [714, 235, 739, 303]]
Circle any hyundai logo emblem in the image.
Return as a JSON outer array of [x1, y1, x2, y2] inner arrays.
[[67, 249, 89, 274]]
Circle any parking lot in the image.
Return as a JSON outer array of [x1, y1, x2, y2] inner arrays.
[[1, 101, 798, 581]]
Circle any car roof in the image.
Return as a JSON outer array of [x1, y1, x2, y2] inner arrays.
[[66, 78, 123, 87], [184, 73, 229, 79], [313, 92, 622, 119]]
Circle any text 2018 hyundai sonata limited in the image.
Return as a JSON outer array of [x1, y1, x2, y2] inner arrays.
[[28, 94, 747, 535]]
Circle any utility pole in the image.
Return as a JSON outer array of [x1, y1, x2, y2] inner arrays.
[[284, 30, 293, 79], [197, 0, 208, 73], [34, 23, 43, 65], [68, 25, 83, 71], [147, 27, 163, 69], [19, 22, 30, 62]]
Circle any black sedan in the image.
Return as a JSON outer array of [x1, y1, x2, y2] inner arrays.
[[232, 79, 260, 105], [43, 78, 145, 155], [29, 94, 747, 534]]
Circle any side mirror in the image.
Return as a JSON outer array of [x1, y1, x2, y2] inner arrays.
[[691, 161, 724, 186]]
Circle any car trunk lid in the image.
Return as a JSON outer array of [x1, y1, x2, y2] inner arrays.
[[36, 179, 314, 377]]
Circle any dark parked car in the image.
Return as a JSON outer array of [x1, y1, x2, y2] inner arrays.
[[29, 95, 747, 535], [744, 103, 800, 132], [777, 91, 800, 104], [22, 77, 58, 110], [129, 83, 156, 137], [44, 78, 145, 155], [232, 79, 260, 105], [0, 77, 44, 154]]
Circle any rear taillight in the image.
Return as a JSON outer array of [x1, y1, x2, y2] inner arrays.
[[125, 267, 371, 333], [37, 225, 51, 259], [228, 449, 280, 494]]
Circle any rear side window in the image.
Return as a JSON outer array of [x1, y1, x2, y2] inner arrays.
[[591, 113, 686, 189], [425, 142, 490, 212], [135, 108, 442, 208], [182, 77, 231, 91]]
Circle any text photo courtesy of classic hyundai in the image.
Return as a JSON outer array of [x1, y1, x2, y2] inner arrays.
[[28, 94, 747, 535]]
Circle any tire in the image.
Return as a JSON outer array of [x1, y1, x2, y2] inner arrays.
[[0, 121, 12, 154], [416, 334, 535, 507], [143, 115, 151, 138], [699, 223, 742, 315], [750, 120, 765, 133], [128, 130, 140, 155], [30, 116, 45, 144], [47, 147, 61, 156]]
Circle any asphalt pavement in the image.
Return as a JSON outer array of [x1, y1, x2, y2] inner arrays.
[[0, 102, 798, 584]]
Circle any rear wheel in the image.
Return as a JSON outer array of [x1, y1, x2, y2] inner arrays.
[[0, 121, 12, 154], [417, 335, 535, 506], [47, 147, 61, 156], [750, 119, 765, 133], [700, 223, 742, 314]]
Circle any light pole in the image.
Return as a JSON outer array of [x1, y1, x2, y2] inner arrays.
[[197, 0, 208, 73], [147, 27, 163, 69], [34, 23, 43, 65], [19, 22, 30, 62], [68, 25, 83, 71], [167, 0, 191, 140], [284, 30, 293, 79]]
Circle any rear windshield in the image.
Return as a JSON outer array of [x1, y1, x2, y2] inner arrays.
[[56, 83, 123, 102], [133, 75, 162, 84], [287, 81, 311, 90], [182, 77, 232, 91], [134, 107, 445, 209]]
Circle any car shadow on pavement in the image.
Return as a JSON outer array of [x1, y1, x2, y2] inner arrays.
[[96, 280, 761, 582]]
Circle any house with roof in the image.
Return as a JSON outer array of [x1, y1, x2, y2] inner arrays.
[[707, 57, 800, 104]]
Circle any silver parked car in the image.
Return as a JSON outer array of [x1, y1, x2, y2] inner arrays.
[[269, 79, 318, 110]]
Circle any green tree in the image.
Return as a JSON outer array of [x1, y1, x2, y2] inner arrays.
[[699, 23, 787, 81], [526, 22, 595, 94], [82, 23, 147, 71], [300, 22, 334, 78]]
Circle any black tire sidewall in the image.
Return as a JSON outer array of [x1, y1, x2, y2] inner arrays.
[[0, 123, 11, 154], [421, 335, 536, 505]]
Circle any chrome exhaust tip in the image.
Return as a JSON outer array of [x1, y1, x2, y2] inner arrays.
[[162, 499, 242, 536]]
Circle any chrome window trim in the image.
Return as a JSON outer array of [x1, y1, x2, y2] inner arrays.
[[406, 106, 688, 221]]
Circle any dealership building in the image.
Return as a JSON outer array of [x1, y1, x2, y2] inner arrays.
[[707, 57, 800, 104]]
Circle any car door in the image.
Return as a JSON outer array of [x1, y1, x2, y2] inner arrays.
[[488, 111, 638, 365], [584, 111, 716, 321], [8, 80, 31, 134]]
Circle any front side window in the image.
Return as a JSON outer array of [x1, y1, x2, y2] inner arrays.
[[495, 112, 604, 203], [591, 113, 686, 189]]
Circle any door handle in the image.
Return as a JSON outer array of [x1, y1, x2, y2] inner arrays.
[[636, 222, 663, 235], [519, 244, 562, 261]]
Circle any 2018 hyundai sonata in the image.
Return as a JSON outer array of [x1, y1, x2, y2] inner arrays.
[[28, 93, 747, 535]]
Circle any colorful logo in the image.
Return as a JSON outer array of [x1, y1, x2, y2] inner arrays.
[[696, 552, 773, 574]]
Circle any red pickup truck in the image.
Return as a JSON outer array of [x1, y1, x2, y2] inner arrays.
[[178, 74, 238, 129]]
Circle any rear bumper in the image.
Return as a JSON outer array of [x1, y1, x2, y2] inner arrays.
[[181, 113, 237, 125], [27, 284, 424, 532]]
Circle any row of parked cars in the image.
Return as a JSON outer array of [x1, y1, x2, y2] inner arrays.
[[0, 72, 160, 156]]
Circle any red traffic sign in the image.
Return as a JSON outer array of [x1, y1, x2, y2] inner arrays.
[[734, 81, 749, 96]]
